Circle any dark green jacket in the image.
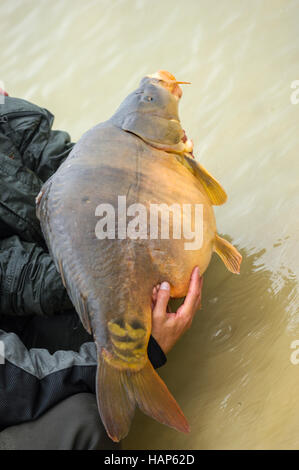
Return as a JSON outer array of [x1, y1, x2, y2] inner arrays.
[[0, 96, 74, 316], [0, 96, 165, 431]]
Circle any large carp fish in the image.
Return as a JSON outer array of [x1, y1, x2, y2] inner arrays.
[[36, 70, 242, 442]]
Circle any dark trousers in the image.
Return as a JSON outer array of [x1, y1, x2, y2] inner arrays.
[[0, 313, 120, 450], [0, 392, 120, 450]]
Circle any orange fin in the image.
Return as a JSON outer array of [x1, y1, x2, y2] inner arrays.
[[97, 352, 135, 442], [131, 360, 190, 434], [214, 234, 242, 274], [97, 351, 190, 442], [182, 155, 228, 205]]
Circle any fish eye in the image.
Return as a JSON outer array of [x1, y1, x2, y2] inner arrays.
[[145, 96, 153, 102]]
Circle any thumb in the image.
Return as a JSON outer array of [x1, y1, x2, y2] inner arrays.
[[154, 281, 170, 315]]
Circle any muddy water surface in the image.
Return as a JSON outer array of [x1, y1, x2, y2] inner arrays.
[[1, 0, 298, 449]]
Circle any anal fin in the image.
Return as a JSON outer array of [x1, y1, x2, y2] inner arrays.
[[214, 234, 242, 274]]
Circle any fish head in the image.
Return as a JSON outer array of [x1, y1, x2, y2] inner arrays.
[[111, 71, 192, 153], [146, 70, 191, 100]]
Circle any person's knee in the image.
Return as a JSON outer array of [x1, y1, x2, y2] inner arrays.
[[0, 393, 121, 450], [67, 393, 120, 450]]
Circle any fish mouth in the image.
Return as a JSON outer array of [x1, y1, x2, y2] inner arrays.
[[147, 70, 191, 99], [182, 129, 194, 157]]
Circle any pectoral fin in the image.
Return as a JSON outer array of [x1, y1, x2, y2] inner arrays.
[[181, 155, 227, 205], [214, 234, 242, 274], [122, 112, 184, 146]]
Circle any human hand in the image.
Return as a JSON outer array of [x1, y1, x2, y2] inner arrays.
[[151, 266, 203, 355]]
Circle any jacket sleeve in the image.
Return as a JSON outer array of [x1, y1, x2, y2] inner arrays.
[[0, 327, 165, 431], [148, 335, 167, 368], [0, 97, 75, 315], [0, 236, 72, 316], [0, 329, 97, 431], [0, 96, 75, 182], [0, 96, 75, 244]]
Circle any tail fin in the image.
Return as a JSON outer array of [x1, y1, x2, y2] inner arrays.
[[214, 234, 242, 274], [97, 352, 190, 442]]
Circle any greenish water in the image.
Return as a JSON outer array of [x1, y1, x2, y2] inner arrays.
[[1, 0, 299, 449]]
